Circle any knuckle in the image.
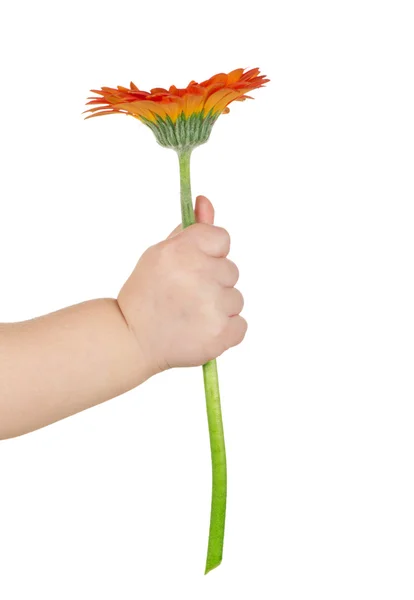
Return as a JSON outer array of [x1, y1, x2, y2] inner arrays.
[[236, 289, 245, 312], [155, 238, 191, 273], [145, 241, 165, 263], [222, 258, 239, 285], [158, 238, 171, 253], [192, 222, 211, 236], [216, 226, 231, 247], [231, 316, 247, 346], [188, 223, 210, 248], [156, 239, 176, 265], [168, 233, 191, 258], [230, 261, 240, 284], [239, 317, 248, 339]]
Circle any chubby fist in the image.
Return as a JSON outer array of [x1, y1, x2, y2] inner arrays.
[[117, 195, 247, 375]]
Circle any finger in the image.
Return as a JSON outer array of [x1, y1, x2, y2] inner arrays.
[[195, 195, 215, 225], [220, 287, 244, 316], [208, 257, 240, 287], [187, 223, 231, 258], [222, 315, 248, 350]]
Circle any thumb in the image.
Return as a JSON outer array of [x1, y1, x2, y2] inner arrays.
[[194, 195, 215, 225], [166, 195, 215, 239]]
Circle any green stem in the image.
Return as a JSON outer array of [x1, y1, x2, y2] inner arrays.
[[178, 148, 196, 227], [177, 148, 227, 575]]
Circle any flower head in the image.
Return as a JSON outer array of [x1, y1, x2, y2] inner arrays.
[[83, 67, 269, 151]]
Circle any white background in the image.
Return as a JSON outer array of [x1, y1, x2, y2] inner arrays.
[[0, 1, 413, 598]]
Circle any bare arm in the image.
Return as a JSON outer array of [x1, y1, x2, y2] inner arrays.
[[0, 196, 247, 441], [0, 298, 154, 439]]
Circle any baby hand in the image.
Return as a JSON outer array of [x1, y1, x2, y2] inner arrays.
[[117, 195, 247, 374]]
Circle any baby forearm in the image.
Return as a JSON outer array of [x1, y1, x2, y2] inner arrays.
[[0, 298, 154, 439]]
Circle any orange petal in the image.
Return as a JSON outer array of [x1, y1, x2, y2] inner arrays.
[[203, 89, 240, 114], [182, 94, 205, 117], [84, 110, 122, 120], [240, 67, 260, 80], [226, 68, 244, 84]]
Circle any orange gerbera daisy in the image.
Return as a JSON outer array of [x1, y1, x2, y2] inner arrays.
[[83, 67, 269, 151]]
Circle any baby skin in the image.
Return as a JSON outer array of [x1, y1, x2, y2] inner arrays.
[[0, 196, 247, 440]]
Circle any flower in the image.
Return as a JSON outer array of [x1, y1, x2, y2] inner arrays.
[[83, 67, 269, 151], [83, 66, 269, 574]]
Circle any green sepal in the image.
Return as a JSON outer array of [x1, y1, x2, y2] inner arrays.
[[140, 109, 220, 151]]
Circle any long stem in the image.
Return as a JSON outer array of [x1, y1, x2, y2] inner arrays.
[[177, 148, 227, 575]]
